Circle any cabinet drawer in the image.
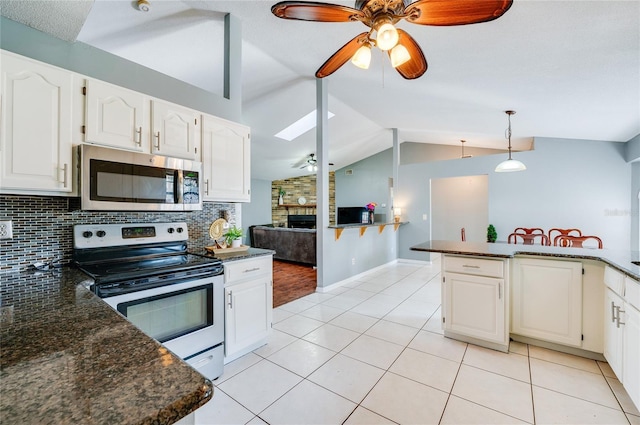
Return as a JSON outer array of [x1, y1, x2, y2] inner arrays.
[[625, 277, 640, 311], [444, 255, 504, 278], [224, 256, 272, 284], [604, 266, 625, 296]]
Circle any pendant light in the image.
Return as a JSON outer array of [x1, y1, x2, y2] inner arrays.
[[460, 140, 472, 158], [495, 110, 526, 172]]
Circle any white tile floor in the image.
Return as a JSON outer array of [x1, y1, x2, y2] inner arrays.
[[195, 262, 640, 425]]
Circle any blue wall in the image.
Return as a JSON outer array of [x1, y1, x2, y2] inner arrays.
[[397, 138, 632, 261]]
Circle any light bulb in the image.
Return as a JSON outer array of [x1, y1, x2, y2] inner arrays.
[[351, 45, 372, 69], [376, 23, 398, 51], [390, 44, 410, 68], [307, 164, 313, 172]]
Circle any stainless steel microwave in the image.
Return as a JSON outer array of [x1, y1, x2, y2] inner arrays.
[[79, 145, 202, 211]]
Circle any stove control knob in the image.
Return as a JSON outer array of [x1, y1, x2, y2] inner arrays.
[[82, 231, 93, 238], [96, 230, 106, 238], [176, 227, 184, 233], [167, 228, 175, 234]]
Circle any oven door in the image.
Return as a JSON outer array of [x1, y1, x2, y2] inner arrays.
[[102, 275, 223, 360]]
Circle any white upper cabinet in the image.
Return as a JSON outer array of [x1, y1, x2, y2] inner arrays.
[[84, 79, 148, 152], [0, 51, 73, 194], [151, 100, 200, 161], [201, 114, 251, 202]]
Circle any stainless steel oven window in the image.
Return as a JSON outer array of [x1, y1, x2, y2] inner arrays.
[[116, 284, 213, 343]]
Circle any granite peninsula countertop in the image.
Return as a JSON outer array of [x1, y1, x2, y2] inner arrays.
[[0, 267, 213, 425], [410, 240, 640, 281]]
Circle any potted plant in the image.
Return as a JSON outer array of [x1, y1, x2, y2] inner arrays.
[[278, 187, 286, 205], [224, 226, 244, 248], [487, 224, 497, 243]]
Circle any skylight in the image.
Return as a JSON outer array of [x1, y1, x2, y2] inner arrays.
[[275, 110, 335, 141]]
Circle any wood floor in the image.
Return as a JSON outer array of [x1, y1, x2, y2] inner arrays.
[[272, 260, 317, 308]]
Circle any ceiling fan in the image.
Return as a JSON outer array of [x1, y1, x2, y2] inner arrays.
[[298, 153, 334, 171], [271, 0, 513, 79]]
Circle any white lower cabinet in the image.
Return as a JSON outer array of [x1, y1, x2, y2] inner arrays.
[[622, 298, 640, 410], [511, 258, 583, 347], [603, 267, 640, 412], [442, 255, 508, 351], [223, 256, 272, 363], [604, 287, 625, 378]]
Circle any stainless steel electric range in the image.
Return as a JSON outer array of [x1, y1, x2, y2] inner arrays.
[[73, 222, 224, 380]]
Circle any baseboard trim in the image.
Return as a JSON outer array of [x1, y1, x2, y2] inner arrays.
[[316, 259, 399, 293], [397, 258, 432, 266]]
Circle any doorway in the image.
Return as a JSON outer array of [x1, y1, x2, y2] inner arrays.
[[430, 175, 489, 242]]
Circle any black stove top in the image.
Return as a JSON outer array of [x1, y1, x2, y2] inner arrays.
[[73, 222, 224, 297], [77, 253, 222, 284]]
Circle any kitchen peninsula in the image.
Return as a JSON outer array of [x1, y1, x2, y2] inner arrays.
[[411, 240, 640, 412], [0, 268, 213, 425]]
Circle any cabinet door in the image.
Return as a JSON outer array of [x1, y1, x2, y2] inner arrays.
[[623, 304, 640, 410], [84, 79, 147, 151], [512, 258, 583, 347], [604, 288, 624, 378], [1, 52, 73, 193], [443, 272, 505, 344], [151, 100, 200, 160], [202, 115, 251, 202], [225, 277, 272, 361]]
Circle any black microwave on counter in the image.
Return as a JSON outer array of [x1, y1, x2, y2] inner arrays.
[[337, 207, 369, 225]]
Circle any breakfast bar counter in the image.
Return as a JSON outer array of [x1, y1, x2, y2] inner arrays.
[[410, 240, 640, 281], [0, 268, 213, 425]]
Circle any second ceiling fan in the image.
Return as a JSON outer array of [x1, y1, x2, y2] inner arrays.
[[272, 0, 513, 79]]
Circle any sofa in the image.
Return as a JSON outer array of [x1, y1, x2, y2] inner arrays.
[[249, 225, 316, 265]]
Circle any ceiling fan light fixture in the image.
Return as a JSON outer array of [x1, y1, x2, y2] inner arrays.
[[376, 22, 399, 51], [390, 44, 410, 68], [351, 44, 372, 69], [495, 110, 526, 173]]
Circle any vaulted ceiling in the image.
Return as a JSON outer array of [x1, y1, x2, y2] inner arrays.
[[2, 0, 638, 180]]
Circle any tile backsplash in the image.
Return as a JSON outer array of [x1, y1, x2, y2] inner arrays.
[[0, 195, 237, 273]]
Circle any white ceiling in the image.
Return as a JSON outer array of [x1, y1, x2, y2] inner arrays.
[[3, 0, 639, 180]]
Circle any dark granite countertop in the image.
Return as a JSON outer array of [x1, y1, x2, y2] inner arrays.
[[200, 247, 275, 263], [410, 240, 640, 281], [0, 268, 213, 425]]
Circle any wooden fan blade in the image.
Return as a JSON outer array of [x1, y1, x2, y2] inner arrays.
[[316, 32, 369, 78], [272, 1, 364, 22], [390, 29, 428, 80], [404, 0, 513, 26]]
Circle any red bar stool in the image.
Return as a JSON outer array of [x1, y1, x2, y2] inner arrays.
[[508, 228, 549, 245], [508, 232, 549, 245], [556, 235, 603, 249], [549, 228, 582, 246]]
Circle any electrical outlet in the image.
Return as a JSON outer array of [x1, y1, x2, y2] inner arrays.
[[351, 258, 356, 265], [0, 221, 13, 239]]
